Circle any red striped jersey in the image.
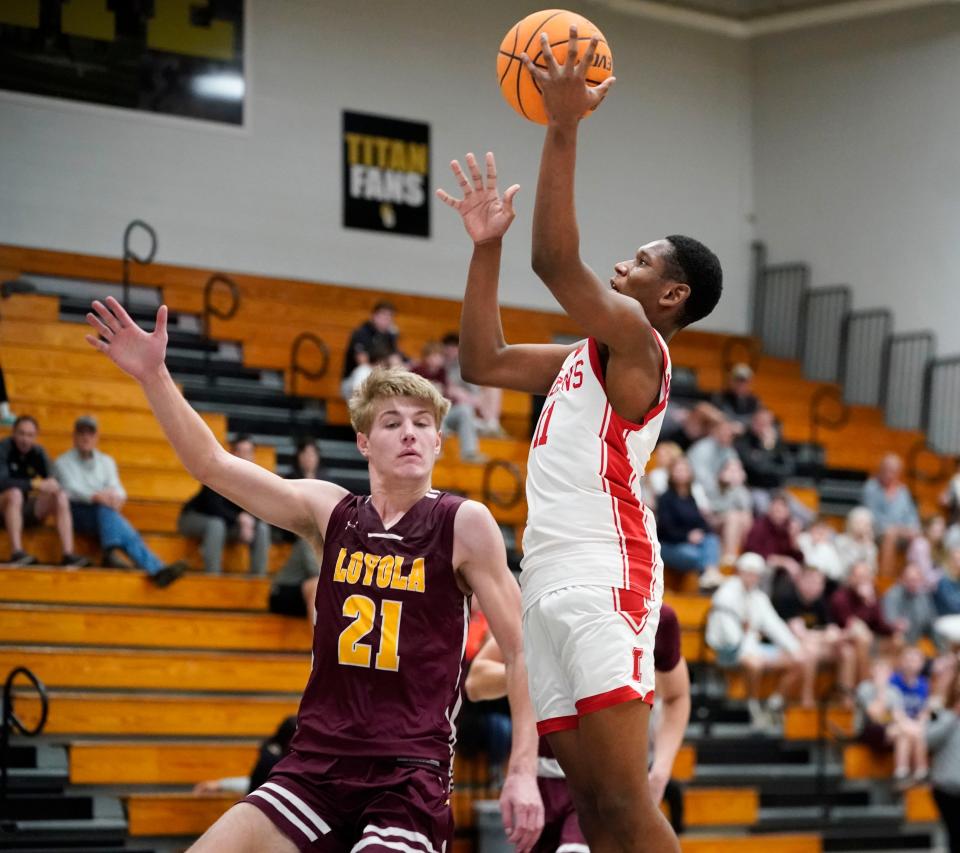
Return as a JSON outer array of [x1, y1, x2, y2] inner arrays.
[[520, 333, 671, 610]]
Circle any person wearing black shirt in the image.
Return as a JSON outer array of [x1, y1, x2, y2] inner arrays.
[[269, 439, 322, 620], [339, 302, 400, 399], [177, 436, 269, 575], [0, 415, 88, 567], [656, 457, 724, 590], [773, 566, 843, 706]]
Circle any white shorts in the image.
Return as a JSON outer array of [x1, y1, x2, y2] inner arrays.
[[523, 585, 660, 736]]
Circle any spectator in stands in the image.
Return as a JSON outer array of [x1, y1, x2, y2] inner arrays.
[[714, 362, 760, 424], [441, 333, 504, 437], [835, 506, 879, 576], [644, 442, 710, 514], [855, 659, 927, 784], [891, 646, 931, 722], [687, 417, 739, 504], [54, 415, 187, 587], [177, 436, 270, 575], [194, 716, 298, 796], [269, 439, 323, 621], [907, 514, 949, 590], [656, 457, 724, 590], [797, 518, 846, 590], [710, 456, 754, 565], [0, 415, 88, 567], [0, 365, 15, 425], [771, 564, 835, 707], [412, 341, 485, 463], [340, 301, 401, 399], [926, 670, 960, 849], [934, 547, 960, 617], [882, 563, 938, 647], [831, 560, 901, 651], [735, 407, 795, 509], [660, 400, 724, 452], [744, 492, 805, 580], [707, 552, 813, 729], [940, 458, 960, 526], [862, 453, 921, 576]]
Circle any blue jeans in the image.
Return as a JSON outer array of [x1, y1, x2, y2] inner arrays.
[[660, 533, 721, 574], [71, 503, 163, 574]]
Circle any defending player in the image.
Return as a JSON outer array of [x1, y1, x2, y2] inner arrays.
[[464, 604, 692, 852], [436, 28, 721, 853], [83, 298, 543, 852]]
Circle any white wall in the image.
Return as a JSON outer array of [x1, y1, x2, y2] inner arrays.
[[0, 0, 754, 333], [753, 6, 960, 352]]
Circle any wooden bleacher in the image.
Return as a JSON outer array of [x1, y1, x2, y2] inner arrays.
[[0, 243, 947, 849]]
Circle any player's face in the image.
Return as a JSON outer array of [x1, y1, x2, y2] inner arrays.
[[610, 239, 675, 312], [358, 397, 441, 481]]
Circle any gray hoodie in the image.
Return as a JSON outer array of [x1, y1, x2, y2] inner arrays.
[[927, 709, 960, 795]]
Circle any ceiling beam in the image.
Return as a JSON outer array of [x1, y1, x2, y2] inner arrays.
[[590, 0, 959, 37]]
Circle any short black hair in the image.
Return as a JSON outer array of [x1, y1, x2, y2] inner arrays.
[[12, 415, 38, 432], [441, 332, 459, 347], [663, 235, 722, 328], [230, 433, 254, 449], [372, 300, 396, 314]]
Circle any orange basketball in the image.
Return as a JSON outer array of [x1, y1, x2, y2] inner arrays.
[[497, 9, 613, 125]]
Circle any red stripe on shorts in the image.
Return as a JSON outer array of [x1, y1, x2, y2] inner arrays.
[[575, 684, 655, 717]]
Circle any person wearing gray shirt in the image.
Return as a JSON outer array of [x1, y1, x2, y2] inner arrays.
[[882, 563, 939, 647], [54, 416, 186, 587], [926, 677, 960, 851]]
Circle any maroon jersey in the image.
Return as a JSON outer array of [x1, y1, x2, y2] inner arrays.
[[287, 489, 468, 773]]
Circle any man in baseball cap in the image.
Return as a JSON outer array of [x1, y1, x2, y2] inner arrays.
[[54, 416, 187, 587]]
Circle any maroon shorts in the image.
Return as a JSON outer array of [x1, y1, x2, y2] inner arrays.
[[531, 777, 587, 853], [243, 753, 452, 853]]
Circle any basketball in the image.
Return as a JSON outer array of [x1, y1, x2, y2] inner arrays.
[[497, 9, 613, 125]]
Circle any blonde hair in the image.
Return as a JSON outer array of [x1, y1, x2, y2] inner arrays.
[[348, 367, 451, 434]]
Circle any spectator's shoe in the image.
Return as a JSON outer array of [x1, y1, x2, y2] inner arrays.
[[102, 547, 134, 570], [461, 452, 490, 465], [6, 550, 38, 566], [150, 560, 188, 589], [747, 699, 769, 733], [698, 567, 725, 591], [61, 554, 91, 569], [478, 420, 508, 438]]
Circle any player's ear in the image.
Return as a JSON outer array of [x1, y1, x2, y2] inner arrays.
[[660, 282, 690, 308], [356, 432, 370, 458]]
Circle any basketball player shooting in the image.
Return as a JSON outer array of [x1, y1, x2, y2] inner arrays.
[[83, 299, 544, 852], [437, 27, 722, 852]]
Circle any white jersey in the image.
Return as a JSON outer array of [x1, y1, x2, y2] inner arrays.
[[520, 332, 671, 611]]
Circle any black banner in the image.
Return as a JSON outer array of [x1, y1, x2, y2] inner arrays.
[[0, 0, 245, 125], [343, 110, 430, 238]]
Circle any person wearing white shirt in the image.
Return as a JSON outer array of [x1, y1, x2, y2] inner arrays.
[[54, 416, 186, 587], [706, 551, 813, 730]]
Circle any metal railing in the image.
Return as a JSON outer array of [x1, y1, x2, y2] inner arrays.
[[289, 332, 330, 397], [121, 219, 157, 309], [800, 286, 850, 382], [1, 667, 48, 822], [201, 274, 240, 383], [924, 356, 960, 455], [752, 257, 810, 360], [481, 459, 524, 510], [809, 384, 850, 445], [881, 332, 935, 431], [839, 309, 892, 407]]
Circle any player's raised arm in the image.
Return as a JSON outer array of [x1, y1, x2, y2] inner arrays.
[[452, 499, 543, 852], [522, 30, 658, 361], [437, 152, 575, 395], [85, 298, 346, 539]]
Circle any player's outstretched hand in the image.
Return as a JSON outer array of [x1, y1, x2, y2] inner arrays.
[[499, 770, 544, 853], [85, 296, 168, 384], [520, 25, 615, 125], [436, 152, 520, 246]]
